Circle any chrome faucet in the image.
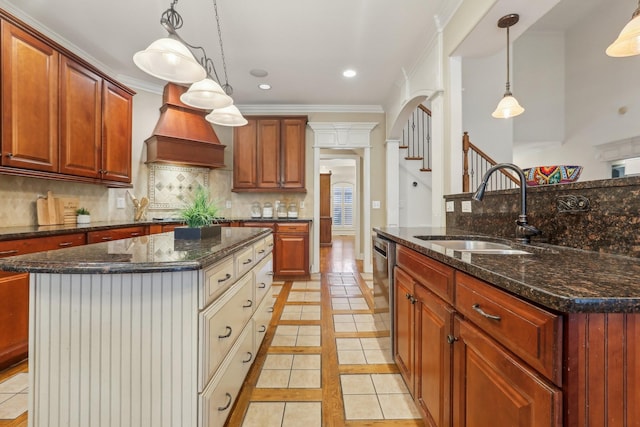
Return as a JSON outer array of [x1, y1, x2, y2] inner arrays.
[[471, 163, 541, 244]]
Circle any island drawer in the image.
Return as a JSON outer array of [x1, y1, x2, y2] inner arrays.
[[276, 223, 309, 233], [199, 273, 254, 391], [0, 233, 86, 257], [87, 226, 146, 243], [396, 245, 455, 304], [253, 294, 273, 353], [253, 255, 273, 306], [202, 256, 235, 309], [235, 245, 255, 278], [455, 272, 562, 385]]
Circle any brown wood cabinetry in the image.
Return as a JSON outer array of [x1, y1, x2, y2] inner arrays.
[[233, 116, 307, 192], [0, 11, 134, 187], [319, 172, 332, 246], [1, 20, 59, 172], [0, 271, 28, 370], [394, 266, 415, 390], [87, 226, 146, 243]]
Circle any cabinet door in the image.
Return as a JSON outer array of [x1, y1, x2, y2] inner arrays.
[[280, 118, 306, 189], [274, 232, 308, 276], [394, 266, 415, 392], [0, 272, 29, 370], [414, 284, 454, 427], [232, 119, 258, 189], [256, 119, 280, 189], [59, 56, 102, 178], [1, 21, 59, 172], [101, 81, 132, 183], [452, 317, 562, 427]]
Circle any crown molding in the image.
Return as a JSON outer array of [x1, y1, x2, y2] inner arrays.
[[235, 104, 385, 115]]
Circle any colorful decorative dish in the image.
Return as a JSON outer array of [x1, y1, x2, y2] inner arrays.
[[522, 165, 583, 186]]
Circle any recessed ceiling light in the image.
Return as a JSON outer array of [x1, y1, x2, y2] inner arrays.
[[343, 69, 357, 78], [258, 83, 271, 90], [250, 69, 269, 78]]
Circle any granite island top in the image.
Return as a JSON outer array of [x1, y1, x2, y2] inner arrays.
[[0, 227, 271, 274], [375, 226, 640, 314]]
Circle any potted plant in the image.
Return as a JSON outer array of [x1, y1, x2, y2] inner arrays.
[[76, 207, 91, 224], [174, 187, 222, 240]]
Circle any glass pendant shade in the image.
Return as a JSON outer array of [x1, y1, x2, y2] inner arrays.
[[606, 13, 640, 57], [492, 94, 525, 118], [205, 105, 248, 127], [180, 78, 234, 109], [133, 38, 207, 84]]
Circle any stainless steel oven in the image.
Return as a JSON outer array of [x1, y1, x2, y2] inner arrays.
[[372, 234, 396, 355]]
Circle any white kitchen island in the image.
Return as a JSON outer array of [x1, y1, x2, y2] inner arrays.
[[0, 227, 274, 427]]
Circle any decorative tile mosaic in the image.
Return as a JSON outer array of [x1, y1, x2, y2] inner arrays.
[[148, 163, 209, 209]]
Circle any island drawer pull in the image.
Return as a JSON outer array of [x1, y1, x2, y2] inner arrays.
[[258, 282, 266, 289], [243, 300, 253, 308], [0, 249, 19, 256], [242, 352, 253, 363], [218, 326, 232, 339], [217, 393, 232, 411], [130, 232, 141, 236], [258, 325, 266, 333], [217, 273, 232, 283], [58, 242, 74, 247], [242, 258, 253, 265], [101, 236, 114, 241], [472, 303, 501, 321]]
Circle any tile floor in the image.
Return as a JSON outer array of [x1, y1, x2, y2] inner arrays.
[[0, 373, 28, 420]]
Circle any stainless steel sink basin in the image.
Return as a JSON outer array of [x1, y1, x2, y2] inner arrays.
[[413, 237, 532, 255]]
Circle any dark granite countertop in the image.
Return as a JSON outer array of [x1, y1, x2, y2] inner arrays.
[[374, 226, 640, 314], [0, 227, 271, 274]]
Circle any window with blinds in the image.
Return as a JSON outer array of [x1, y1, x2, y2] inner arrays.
[[332, 183, 354, 228]]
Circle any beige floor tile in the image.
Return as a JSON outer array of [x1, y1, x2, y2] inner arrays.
[[350, 302, 369, 310], [291, 282, 309, 289], [275, 325, 300, 335], [371, 374, 410, 394], [360, 337, 391, 350], [333, 314, 354, 323], [242, 402, 285, 427], [256, 369, 291, 388], [282, 402, 322, 427], [302, 305, 321, 313], [332, 303, 351, 310], [340, 374, 376, 394], [343, 394, 384, 420], [300, 312, 321, 321], [336, 338, 362, 350], [355, 322, 380, 332], [292, 354, 321, 370], [378, 393, 422, 419], [364, 349, 395, 364], [353, 314, 376, 322], [263, 354, 294, 370], [338, 350, 367, 365], [270, 335, 297, 347], [0, 373, 28, 393], [280, 312, 302, 321], [298, 325, 321, 336], [304, 293, 321, 302], [296, 335, 321, 347], [334, 322, 358, 333], [0, 393, 28, 419], [287, 292, 306, 302], [288, 369, 321, 388], [330, 288, 348, 296], [305, 281, 321, 290], [282, 305, 303, 314], [332, 297, 349, 305]]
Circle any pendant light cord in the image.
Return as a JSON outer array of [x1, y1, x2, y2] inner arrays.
[[213, 0, 232, 95], [505, 24, 511, 96]]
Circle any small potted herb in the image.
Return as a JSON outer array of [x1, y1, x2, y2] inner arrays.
[[174, 187, 221, 240], [76, 207, 91, 224]]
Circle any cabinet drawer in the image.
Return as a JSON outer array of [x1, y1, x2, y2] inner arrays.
[[276, 222, 308, 233], [235, 245, 255, 278], [254, 255, 273, 306], [200, 324, 254, 427], [253, 294, 273, 353], [87, 226, 146, 243], [202, 256, 235, 309], [396, 245, 455, 304], [0, 233, 86, 257], [455, 272, 562, 385], [254, 237, 269, 261], [199, 273, 254, 391]]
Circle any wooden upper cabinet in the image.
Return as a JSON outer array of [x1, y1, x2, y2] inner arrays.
[[1, 21, 59, 172], [59, 56, 102, 178], [101, 81, 132, 183], [233, 115, 307, 192]]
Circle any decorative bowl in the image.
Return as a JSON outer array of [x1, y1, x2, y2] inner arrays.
[[522, 165, 583, 186]]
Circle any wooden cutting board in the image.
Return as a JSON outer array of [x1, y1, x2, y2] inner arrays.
[[36, 192, 80, 225]]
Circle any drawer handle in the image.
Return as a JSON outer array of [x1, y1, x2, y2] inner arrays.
[[243, 300, 253, 308], [258, 282, 266, 289], [258, 249, 265, 254], [259, 325, 266, 333], [472, 304, 501, 321], [242, 352, 253, 363], [267, 271, 274, 276], [0, 249, 19, 256], [101, 236, 114, 241], [130, 232, 141, 236], [218, 326, 232, 339], [242, 258, 253, 265], [217, 393, 232, 411], [406, 293, 411, 299], [58, 242, 74, 247], [217, 273, 232, 283], [267, 307, 274, 313]]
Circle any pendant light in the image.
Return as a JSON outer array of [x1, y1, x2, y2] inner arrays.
[[606, 0, 640, 57], [492, 14, 525, 119], [179, 78, 233, 109], [133, 37, 206, 84], [206, 105, 248, 127]]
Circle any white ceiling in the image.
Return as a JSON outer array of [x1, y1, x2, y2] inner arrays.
[[1, 0, 456, 107]]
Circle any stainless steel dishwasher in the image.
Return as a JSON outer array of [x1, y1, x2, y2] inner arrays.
[[372, 234, 396, 355]]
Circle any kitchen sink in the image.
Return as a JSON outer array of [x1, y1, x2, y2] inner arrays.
[[413, 237, 532, 255]]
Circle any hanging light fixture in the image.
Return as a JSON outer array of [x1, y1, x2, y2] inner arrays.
[[606, 0, 640, 57], [133, 0, 244, 123], [206, 105, 249, 127], [492, 14, 525, 119]]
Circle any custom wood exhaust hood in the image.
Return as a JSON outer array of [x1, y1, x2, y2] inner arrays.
[[145, 83, 226, 168]]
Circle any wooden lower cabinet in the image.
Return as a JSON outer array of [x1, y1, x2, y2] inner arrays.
[[0, 271, 29, 370], [394, 266, 415, 389], [452, 317, 561, 427], [86, 226, 145, 243]]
